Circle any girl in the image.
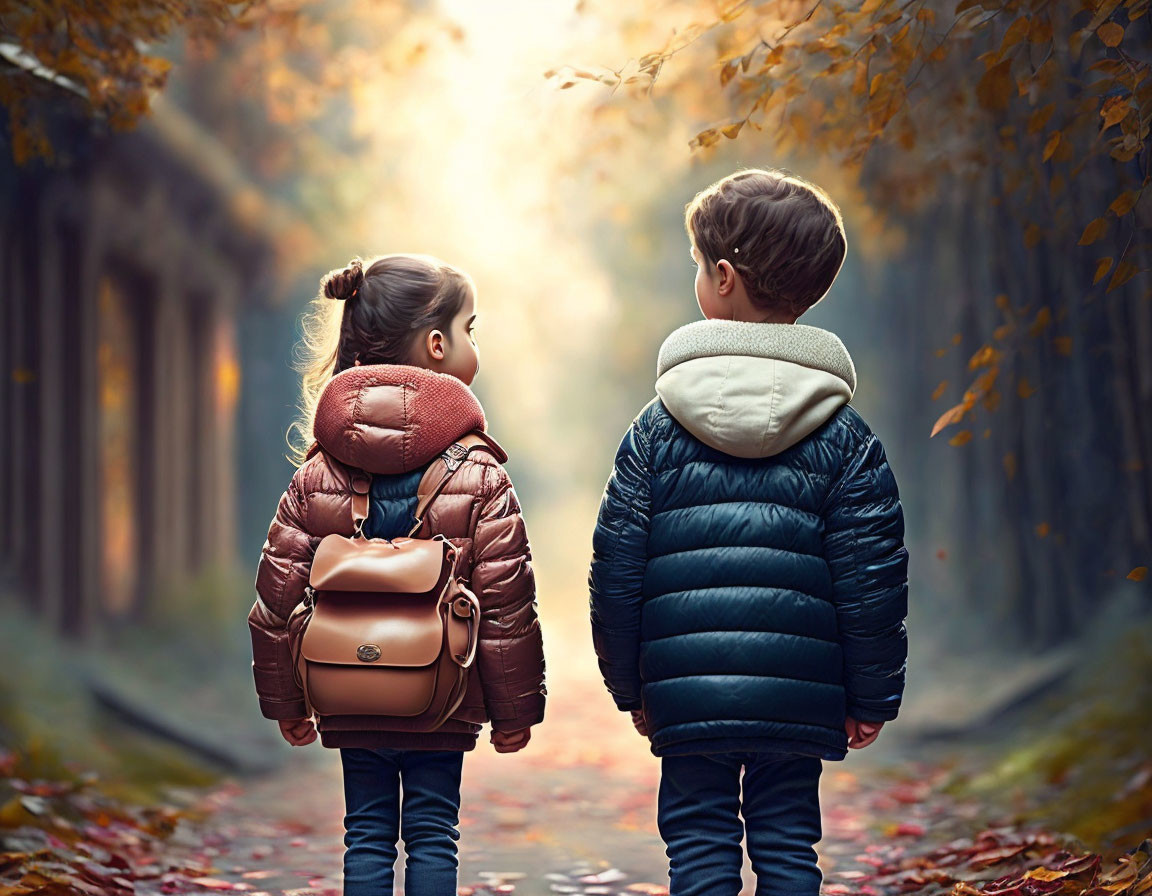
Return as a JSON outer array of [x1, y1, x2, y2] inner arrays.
[[248, 253, 547, 896]]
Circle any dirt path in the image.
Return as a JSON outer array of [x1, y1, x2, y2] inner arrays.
[[152, 669, 1078, 896]]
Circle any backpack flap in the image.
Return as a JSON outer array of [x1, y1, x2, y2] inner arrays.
[[298, 591, 446, 667], [309, 534, 450, 593]]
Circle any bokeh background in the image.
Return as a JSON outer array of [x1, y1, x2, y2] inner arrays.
[[0, 2, 1150, 894]]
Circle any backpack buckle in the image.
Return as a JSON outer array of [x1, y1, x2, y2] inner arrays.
[[442, 442, 469, 471]]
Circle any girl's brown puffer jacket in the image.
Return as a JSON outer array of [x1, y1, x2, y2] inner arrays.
[[248, 363, 547, 751]]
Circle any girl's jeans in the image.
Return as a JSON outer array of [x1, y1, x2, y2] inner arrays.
[[339, 747, 464, 896], [657, 752, 824, 896]]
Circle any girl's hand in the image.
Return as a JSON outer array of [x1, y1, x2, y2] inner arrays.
[[278, 716, 318, 746], [631, 709, 649, 737], [491, 726, 532, 753], [845, 716, 884, 749]]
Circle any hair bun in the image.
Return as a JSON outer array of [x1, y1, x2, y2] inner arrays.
[[323, 258, 365, 301]]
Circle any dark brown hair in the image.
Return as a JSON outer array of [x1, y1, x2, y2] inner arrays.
[[286, 253, 475, 465], [685, 167, 847, 317]]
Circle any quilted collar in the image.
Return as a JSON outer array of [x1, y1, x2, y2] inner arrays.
[[310, 364, 506, 474]]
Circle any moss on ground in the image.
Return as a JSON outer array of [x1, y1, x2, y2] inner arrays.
[[945, 613, 1152, 856], [0, 600, 224, 806]]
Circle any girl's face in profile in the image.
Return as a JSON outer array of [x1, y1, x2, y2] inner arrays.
[[411, 288, 480, 386]]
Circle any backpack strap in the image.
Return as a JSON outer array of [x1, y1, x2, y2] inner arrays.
[[349, 470, 372, 539], [407, 431, 506, 538]]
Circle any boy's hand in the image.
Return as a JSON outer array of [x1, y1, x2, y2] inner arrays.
[[491, 726, 532, 753], [845, 716, 884, 749], [278, 716, 317, 746], [630, 709, 649, 737]]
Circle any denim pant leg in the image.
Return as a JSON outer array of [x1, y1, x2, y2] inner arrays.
[[657, 753, 745, 896], [340, 747, 402, 896], [741, 754, 824, 896], [398, 750, 464, 896]]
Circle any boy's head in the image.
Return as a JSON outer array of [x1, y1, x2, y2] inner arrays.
[[685, 167, 847, 323]]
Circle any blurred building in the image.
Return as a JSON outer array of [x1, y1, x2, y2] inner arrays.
[[0, 58, 288, 641]]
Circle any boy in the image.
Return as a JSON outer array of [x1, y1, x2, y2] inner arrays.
[[588, 167, 909, 896]]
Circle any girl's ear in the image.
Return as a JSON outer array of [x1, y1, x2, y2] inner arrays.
[[426, 329, 446, 361]]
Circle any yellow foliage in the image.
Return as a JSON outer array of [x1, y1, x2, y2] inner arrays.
[[0, 0, 248, 162]]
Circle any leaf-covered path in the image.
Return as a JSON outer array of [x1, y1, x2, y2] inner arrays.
[[56, 670, 1144, 896]]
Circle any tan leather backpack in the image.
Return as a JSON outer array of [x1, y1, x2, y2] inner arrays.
[[286, 432, 498, 729]]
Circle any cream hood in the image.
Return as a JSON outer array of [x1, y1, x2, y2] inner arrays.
[[655, 319, 857, 458]]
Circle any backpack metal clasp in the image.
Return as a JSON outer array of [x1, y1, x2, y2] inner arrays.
[[442, 443, 469, 471]]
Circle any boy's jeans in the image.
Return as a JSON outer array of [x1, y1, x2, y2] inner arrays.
[[657, 752, 824, 896], [339, 747, 464, 896]]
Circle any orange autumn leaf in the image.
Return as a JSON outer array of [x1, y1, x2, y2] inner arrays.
[[931, 402, 969, 437], [1078, 217, 1109, 245], [968, 344, 1002, 369], [1094, 257, 1114, 284], [1097, 21, 1124, 47], [1128, 566, 1148, 582], [1109, 191, 1137, 216], [1028, 306, 1052, 336], [1000, 16, 1030, 52], [976, 59, 1014, 111], [1025, 867, 1071, 882], [1108, 261, 1141, 292], [949, 429, 973, 446], [1101, 97, 1131, 129]]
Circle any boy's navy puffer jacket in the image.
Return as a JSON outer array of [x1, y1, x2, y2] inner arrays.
[[588, 319, 908, 761]]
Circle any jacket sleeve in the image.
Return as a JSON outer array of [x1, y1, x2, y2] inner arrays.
[[470, 464, 547, 733], [588, 417, 652, 712], [821, 430, 909, 723], [248, 466, 318, 721]]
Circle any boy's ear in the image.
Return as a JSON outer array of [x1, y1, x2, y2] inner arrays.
[[715, 259, 737, 296]]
